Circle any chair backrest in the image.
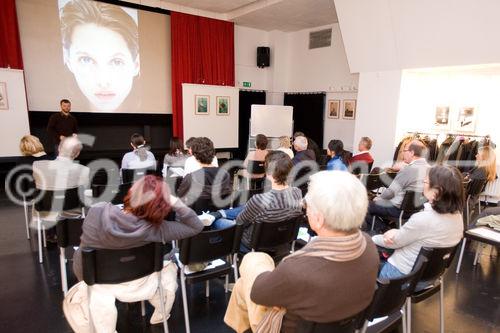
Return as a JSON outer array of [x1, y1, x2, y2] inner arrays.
[[34, 187, 83, 212], [296, 311, 365, 333], [400, 190, 425, 214], [466, 178, 487, 198], [178, 224, 243, 265], [56, 218, 84, 248], [250, 214, 304, 251], [415, 246, 458, 284], [91, 168, 120, 186], [121, 168, 156, 184], [91, 182, 132, 205], [82, 243, 163, 285], [247, 160, 265, 175], [364, 254, 428, 321], [361, 173, 384, 192]]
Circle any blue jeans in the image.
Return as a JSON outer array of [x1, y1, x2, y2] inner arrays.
[[211, 205, 245, 229], [379, 261, 404, 279]]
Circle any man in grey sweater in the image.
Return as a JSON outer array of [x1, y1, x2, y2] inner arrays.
[[364, 140, 430, 232]]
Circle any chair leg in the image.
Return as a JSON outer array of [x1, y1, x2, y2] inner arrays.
[[402, 304, 407, 333], [455, 238, 467, 274], [23, 198, 30, 239], [406, 298, 412, 333], [399, 211, 403, 228], [141, 301, 146, 317], [359, 320, 368, 333], [157, 272, 169, 333], [205, 281, 210, 298], [371, 216, 376, 231], [466, 196, 470, 227], [180, 270, 191, 333], [439, 278, 444, 333], [60, 248, 68, 295], [232, 253, 239, 280], [291, 240, 296, 253], [473, 245, 481, 266], [37, 217, 43, 264], [225, 274, 229, 293], [42, 225, 47, 248]]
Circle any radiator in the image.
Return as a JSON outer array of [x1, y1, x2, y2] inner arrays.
[[480, 165, 500, 204]]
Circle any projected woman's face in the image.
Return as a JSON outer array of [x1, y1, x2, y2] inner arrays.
[[65, 23, 139, 112]]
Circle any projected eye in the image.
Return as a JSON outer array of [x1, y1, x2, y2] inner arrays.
[[109, 58, 125, 67], [78, 56, 96, 66]]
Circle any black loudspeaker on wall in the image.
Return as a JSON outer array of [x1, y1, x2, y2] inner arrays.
[[257, 46, 270, 68]]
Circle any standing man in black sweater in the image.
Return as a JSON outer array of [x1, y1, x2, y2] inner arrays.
[[47, 99, 78, 153]]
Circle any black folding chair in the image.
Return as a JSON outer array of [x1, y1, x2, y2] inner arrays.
[[406, 245, 459, 333], [246, 160, 266, 189], [358, 254, 428, 333], [297, 310, 365, 333], [464, 178, 487, 226], [456, 225, 500, 274], [82, 243, 169, 333], [250, 214, 304, 254], [177, 224, 243, 333], [91, 182, 132, 205], [33, 187, 85, 263], [121, 167, 156, 184], [56, 218, 84, 295]]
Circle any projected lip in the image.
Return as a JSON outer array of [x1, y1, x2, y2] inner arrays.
[[95, 92, 117, 101]]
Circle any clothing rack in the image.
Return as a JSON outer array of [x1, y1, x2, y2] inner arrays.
[[405, 131, 440, 137], [444, 133, 489, 139]]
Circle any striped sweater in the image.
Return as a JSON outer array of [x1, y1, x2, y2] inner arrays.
[[236, 187, 303, 247]]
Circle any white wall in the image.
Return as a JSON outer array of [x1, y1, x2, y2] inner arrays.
[[353, 70, 402, 166], [0, 68, 31, 157], [335, 0, 500, 73], [234, 23, 359, 149], [182, 83, 239, 148]]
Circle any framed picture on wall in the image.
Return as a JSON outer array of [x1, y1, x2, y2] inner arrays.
[[195, 95, 210, 115], [0, 82, 9, 110], [453, 107, 477, 132], [434, 106, 450, 130], [342, 99, 356, 120], [216, 96, 230, 116], [327, 99, 340, 119]]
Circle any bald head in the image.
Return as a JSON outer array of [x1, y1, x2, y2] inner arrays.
[[58, 136, 82, 160], [293, 136, 308, 151]]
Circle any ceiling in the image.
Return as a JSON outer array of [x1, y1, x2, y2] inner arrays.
[[163, 0, 258, 14], [230, 0, 338, 32], [157, 0, 338, 32]]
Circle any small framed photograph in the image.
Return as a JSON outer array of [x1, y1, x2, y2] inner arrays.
[[195, 95, 210, 115], [434, 106, 450, 130], [327, 99, 340, 119], [216, 96, 230, 116], [0, 82, 9, 110], [342, 99, 356, 120], [453, 107, 476, 132]]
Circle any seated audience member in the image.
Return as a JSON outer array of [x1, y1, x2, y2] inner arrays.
[[204, 151, 303, 251], [293, 131, 322, 164], [224, 171, 379, 333], [67, 175, 203, 331], [244, 133, 269, 179], [121, 133, 156, 170], [326, 139, 349, 171], [19, 135, 49, 162], [364, 140, 430, 232], [291, 136, 315, 165], [350, 136, 374, 173], [373, 165, 464, 279], [277, 135, 294, 159], [465, 146, 497, 183], [177, 137, 231, 206], [33, 136, 89, 192], [162, 137, 187, 177], [183, 137, 218, 176]]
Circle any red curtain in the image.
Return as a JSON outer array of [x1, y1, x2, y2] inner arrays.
[[0, 0, 23, 69], [171, 12, 235, 139]]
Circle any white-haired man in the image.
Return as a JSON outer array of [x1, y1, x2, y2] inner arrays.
[[291, 136, 315, 165], [224, 171, 379, 333]]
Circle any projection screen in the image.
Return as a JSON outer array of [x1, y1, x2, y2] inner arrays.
[[16, 0, 171, 114]]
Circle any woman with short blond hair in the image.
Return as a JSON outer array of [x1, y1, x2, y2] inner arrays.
[[20, 135, 46, 158]]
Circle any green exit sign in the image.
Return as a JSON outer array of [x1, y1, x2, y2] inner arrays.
[[243, 81, 251, 88]]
